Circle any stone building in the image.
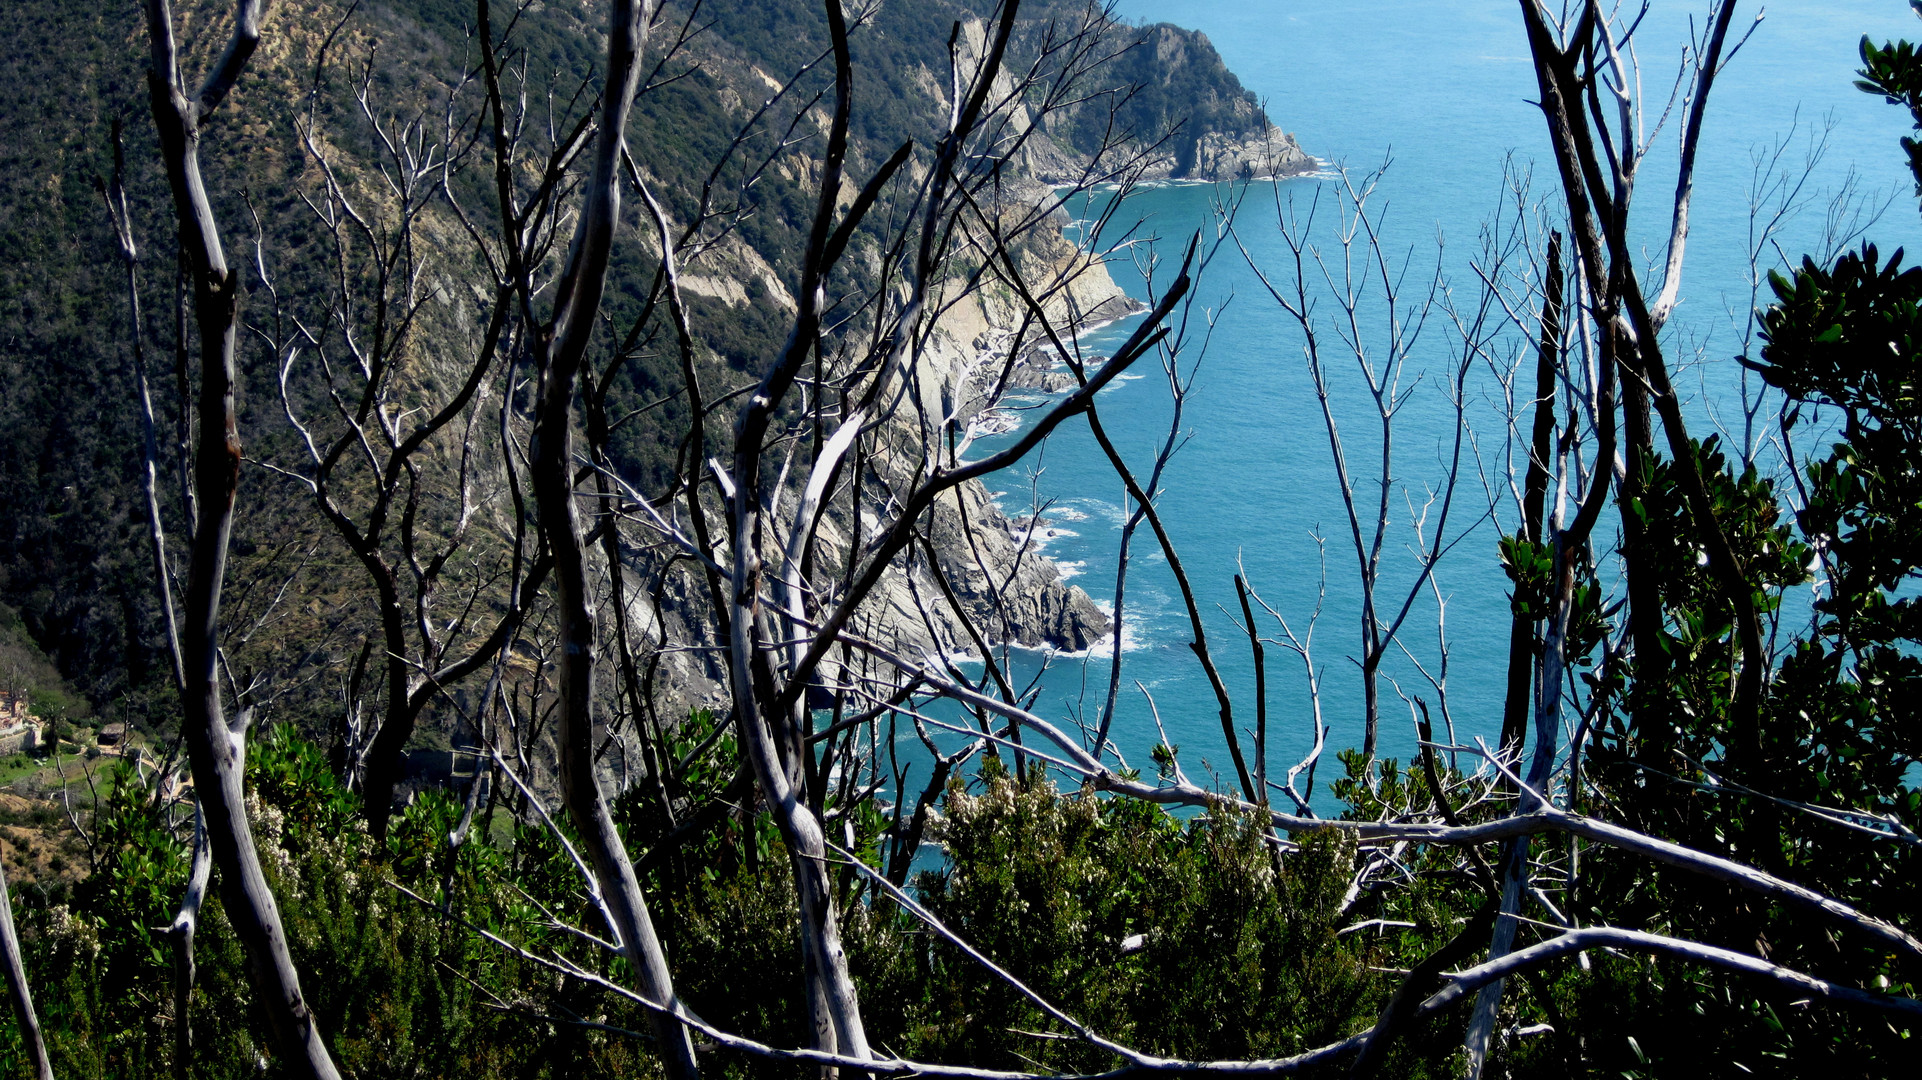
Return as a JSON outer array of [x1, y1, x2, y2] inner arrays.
[[0, 692, 41, 755]]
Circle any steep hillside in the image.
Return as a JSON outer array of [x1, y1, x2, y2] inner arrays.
[[0, 0, 1310, 742], [1043, 19, 1314, 180]]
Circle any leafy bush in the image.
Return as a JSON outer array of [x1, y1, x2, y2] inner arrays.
[[0, 731, 1524, 1078]]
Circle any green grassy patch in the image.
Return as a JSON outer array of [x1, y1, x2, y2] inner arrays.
[[0, 753, 43, 788]]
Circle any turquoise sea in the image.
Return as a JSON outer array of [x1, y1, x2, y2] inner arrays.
[[925, 1, 1922, 808]]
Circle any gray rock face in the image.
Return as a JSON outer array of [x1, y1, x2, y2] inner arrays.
[[1019, 17, 1319, 186], [612, 11, 1326, 700], [1173, 125, 1318, 182], [927, 480, 1111, 654], [1031, 123, 1318, 185]]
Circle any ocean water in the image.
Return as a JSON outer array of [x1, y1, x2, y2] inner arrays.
[[911, 1, 1922, 810]]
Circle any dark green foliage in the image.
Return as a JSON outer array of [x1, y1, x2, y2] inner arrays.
[[0, 1, 156, 707], [908, 760, 1384, 1072], [1557, 424, 1912, 1077], [1498, 533, 1608, 665], [1512, 36, 1922, 1076], [1599, 436, 1809, 765], [1054, 21, 1267, 172], [0, 730, 1469, 1078], [1856, 30, 1922, 202], [1753, 244, 1922, 648], [0, 603, 89, 722], [10, 730, 684, 1078]]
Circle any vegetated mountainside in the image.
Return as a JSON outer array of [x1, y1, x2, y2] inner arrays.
[[0, 0, 1309, 755], [1040, 20, 1314, 181]]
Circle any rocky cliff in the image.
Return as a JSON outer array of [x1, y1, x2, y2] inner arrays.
[[1027, 21, 1318, 183], [0, 0, 1306, 737]]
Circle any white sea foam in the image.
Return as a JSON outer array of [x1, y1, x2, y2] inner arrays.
[[1010, 523, 1080, 551], [964, 410, 1019, 441], [1044, 605, 1149, 659], [1069, 497, 1126, 526]]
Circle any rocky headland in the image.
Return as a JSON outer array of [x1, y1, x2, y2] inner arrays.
[[0, 0, 1312, 747]]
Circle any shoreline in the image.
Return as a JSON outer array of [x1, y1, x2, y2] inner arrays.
[[954, 293, 1152, 458], [1064, 159, 1331, 195]]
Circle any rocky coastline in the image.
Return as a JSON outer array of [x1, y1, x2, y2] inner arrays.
[[882, 248, 1142, 659], [632, 14, 1320, 707], [620, 254, 1139, 722], [860, 130, 1327, 663], [1165, 125, 1319, 182], [1028, 123, 1318, 186]]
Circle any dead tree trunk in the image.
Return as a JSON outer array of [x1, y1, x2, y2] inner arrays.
[[103, 119, 186, 695], [1499, 231, 1562, 755], [164, 807, 212, 1080], [525, 2, 699, 1077], [0, 861, 52, 1080], [1462, 4, 1755, 1073], [141, 2, 341, 1077], [105, 113, 210, 1080]]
